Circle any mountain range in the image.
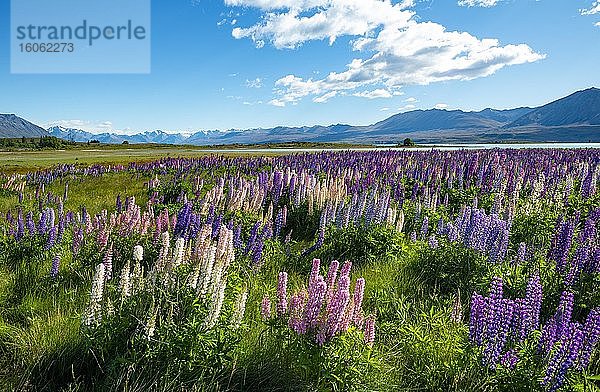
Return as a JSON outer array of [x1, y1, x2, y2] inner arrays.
[[3, 87, 600, 145]]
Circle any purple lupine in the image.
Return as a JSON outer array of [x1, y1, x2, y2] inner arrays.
[[525, 273, 543, 334], [309, 258, 321, 285], [576, 308, 600, 371], [44, 226, 57, 250], [16, 211, 24, 241], [274, 209, 284, 237], [543, 323, 584, 392], [26, 212, 35, 236], [420, 216, 429, 239], [50, 255, 60, 278], [277, 272, 288, 316], [428, 235, 439, 249], [501, 349, 518, 370], [340, 260, 352, 278], [233, 225, 243, 250]]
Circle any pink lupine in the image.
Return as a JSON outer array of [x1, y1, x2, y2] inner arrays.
[[364, 315, 376, 347], [309, 258, 321, 285], [353, 278, 366, 324], [323, 274, 351, 339], [324, 260, 340, 306], [301, 276, 327, 333], [261, 295, 272, 320], [340, 260, 352, 278], [288, 291, 307, 333]]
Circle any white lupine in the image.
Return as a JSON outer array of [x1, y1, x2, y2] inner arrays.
[[83, 263, 106, 327], [172, 237, 185, 268], [396, 210, 405, 233], [231, 289, 248, 329], [118, 260, 132, 298], [204, 280, 227, 330], [199, 245, 217, 296], [144, 307, 158, 339], [133, 245, 144, 262]]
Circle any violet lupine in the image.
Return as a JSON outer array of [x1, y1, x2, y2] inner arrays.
[[576, 308, 600, 371], [276, 272, 288, 317], [500, 349, 518, 370], [469, 276, 541, 369], [50, 255, 60, 278], [542, 323, 584, 392], [44, 226, 57, 250]]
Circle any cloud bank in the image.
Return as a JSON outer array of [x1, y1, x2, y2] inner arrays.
[[226, 0, 544, 106]]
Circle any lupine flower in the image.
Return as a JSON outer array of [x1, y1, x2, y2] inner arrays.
[[501, 349, 518, 370], [277, 272, 288, 316], [231, 289, 248, 329], [83, 264, 106, 327], [102, 246, 113, 280], [50, 255, 60, 278], [261, 295, 272, 320], [364, 315, 376, 347]]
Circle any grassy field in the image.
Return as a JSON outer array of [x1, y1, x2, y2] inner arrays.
[[0, 145, 377, 173], [0, 148, 598, 391]]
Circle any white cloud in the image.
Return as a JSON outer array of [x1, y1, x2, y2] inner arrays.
[[353, 88, 393, 99], [596, 21, 600, 26], [404, 97, 418, 103], [458, 0, 500, 7], [434, 103, 449, 109], [380, 107, 390, 111], [227, 0, 544, 105], [246, 77, 263, 88], [313, 91, 338, 103], [581, 1, 600, 15]]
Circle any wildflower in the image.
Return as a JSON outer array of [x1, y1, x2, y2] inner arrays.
[[50, 255, 60, 278], [261, 295, 272, 320], [364, 315, 376, 347], [277, 272, 288, 316], [231, 289, 248, 329]]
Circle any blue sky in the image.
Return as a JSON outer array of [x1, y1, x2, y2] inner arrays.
[[1, 0, 600, 134]]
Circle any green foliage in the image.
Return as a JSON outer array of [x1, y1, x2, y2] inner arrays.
[[314, 224, 406, 267]]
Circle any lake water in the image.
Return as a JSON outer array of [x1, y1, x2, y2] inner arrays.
[[200, 143, 600, 154]]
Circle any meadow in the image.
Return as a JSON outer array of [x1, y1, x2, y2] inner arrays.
[[0, 148, 599, 391]]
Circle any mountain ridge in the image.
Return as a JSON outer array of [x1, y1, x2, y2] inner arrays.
[[4, 87, 600, 144]]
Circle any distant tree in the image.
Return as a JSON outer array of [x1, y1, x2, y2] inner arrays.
[[90, 140, 100, 144], [122, 140, 129, 145], [403, 138, 416, 147]]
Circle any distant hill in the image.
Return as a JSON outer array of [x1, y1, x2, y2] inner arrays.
[[506, 87, 600, 127], [5, 87, 600, 145], [0, 114, 48, 138]]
